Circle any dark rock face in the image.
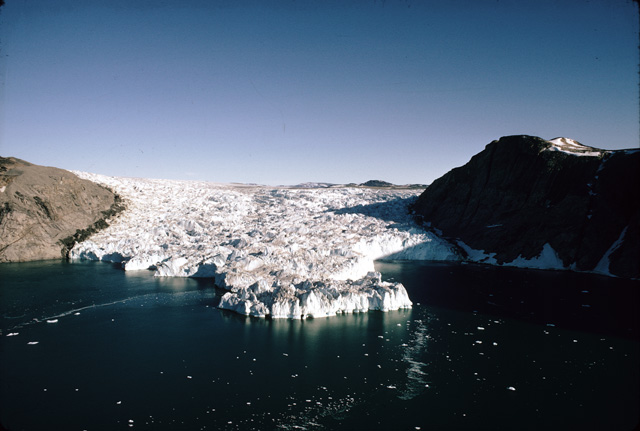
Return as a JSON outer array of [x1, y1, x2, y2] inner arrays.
[[0, 157, 124, 262], [412, 135, 640, 279], [360, 180, 394, 187]]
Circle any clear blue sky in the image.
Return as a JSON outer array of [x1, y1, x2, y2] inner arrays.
[[1, 0, 638, 185]]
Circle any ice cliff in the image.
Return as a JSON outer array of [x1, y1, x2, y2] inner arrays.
[[70, 173, 459, 318]]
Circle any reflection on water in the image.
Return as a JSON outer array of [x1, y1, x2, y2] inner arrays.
[[398, 317, 430, 400]]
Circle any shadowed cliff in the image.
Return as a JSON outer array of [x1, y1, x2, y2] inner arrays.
[[0, 157, 124, 262], [412, 135, 639, 278]]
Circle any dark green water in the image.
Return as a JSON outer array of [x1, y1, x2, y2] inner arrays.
[[1, 260, 638, 431]]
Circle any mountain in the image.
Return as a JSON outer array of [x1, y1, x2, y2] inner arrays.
[[360, 180, 394, 187], [411, 135, 640, 279], [0, 157, 124, 262]]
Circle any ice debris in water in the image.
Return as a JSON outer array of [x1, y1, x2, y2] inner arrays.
[[69, 173, 459, 318]]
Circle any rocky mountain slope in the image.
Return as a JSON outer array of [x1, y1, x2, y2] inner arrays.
[[0, 157, 123, 262], [412, 135, 639, 279]]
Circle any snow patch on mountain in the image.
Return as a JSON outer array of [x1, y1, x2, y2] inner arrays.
[[593, 226, 628, 277], [503, 243, 565, 270], [456, 240, 497, 265], [547, 138, 603, 157], [69, 172, 459, 318], [457, 241, 567, 271]]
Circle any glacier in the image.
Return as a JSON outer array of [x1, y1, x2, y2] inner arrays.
[[69, 173, 459, 318]]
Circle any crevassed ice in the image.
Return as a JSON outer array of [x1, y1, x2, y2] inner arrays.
[[70, 173, 459, 318]]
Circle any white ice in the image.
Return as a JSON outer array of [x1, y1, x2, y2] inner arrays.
[[456, 240, 497, 265], [593, 226, 628, 277], [503, 243, 565, 270], [70, 173, 459, 318], [458, 240, 569, 271], [546, 137, 603, 157]]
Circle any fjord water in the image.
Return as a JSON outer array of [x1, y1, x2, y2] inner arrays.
[[1, 261, 638, 431]]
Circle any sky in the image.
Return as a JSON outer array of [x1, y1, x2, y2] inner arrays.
[[0, 0, 638, 186]]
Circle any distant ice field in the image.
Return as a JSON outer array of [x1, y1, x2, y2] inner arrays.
[[70, 173, 459, 318]]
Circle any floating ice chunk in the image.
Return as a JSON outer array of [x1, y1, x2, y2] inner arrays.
[[47, 319, 58, 323], [507, 386, 516, 391], [28, 341, 39, 345], [7, 333, 19, 337], [219, 272, 412, 318]]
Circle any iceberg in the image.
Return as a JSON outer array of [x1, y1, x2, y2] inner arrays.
[[218, 272, 412, 319], [70, 173, 459, 318]]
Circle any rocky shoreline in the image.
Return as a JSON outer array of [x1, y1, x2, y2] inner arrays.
[[412, 135, 639, 279], [0, 157, 123, 262]]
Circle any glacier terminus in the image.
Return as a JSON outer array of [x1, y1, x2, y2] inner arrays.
[[70, 173, 459, 318]]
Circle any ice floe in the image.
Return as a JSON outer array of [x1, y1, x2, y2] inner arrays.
[[70, 173, 459, 318]]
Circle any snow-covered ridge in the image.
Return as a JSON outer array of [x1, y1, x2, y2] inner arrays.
[[547, 137, 639, 157], [70, 172, 459, 318], [546, 137, 604, 157]]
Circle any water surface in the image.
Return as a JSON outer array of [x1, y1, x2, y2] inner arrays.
[[1, 260, 638, 430]]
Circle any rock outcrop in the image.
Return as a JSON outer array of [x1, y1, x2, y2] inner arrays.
[[412, 135, 640, 279], [0, 157, 124, 262], [360, 180, 394, 187]]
